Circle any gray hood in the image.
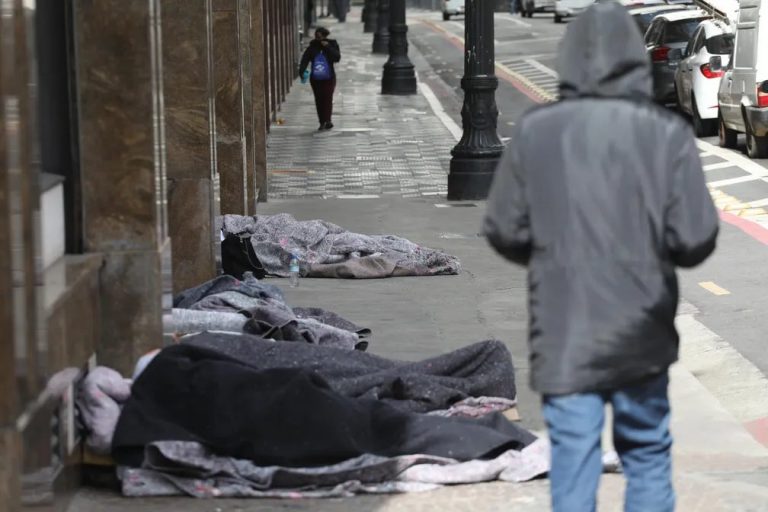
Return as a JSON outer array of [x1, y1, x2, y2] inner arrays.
[[557, 2, 652, 99]]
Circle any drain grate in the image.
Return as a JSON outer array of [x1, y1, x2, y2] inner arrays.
[[434, 203, 478, 208], [389, 140, 424, 145], [356, 156, 393, 162], [439, 233, 483, 240]]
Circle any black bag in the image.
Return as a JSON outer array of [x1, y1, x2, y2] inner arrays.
[[221, 233, 266, 280]]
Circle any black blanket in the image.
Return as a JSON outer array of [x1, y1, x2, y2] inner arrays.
[[182, 332, 517, 413], [112, 344, 535, 468]]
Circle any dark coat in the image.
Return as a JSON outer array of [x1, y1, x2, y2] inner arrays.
[[483, 3, 719, 396], [299, 39, 341, 79]]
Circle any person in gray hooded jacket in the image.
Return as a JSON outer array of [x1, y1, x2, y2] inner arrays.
[[483, 3, 718, 511]]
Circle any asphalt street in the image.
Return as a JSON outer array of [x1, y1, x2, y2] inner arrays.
[[409, 10, 768, 435]]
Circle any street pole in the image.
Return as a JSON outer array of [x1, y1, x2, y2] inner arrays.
[[371, 0, 390, 54], [448, 0, 503, 200], [364, 0, 378, 33], [381, 0, 416, 95]]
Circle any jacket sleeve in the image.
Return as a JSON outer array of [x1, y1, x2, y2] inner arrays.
[[299, 47, 314, 77], [483, 141, 532, 266], [325, 41, 341, 63], [664, 132, 719, 268]]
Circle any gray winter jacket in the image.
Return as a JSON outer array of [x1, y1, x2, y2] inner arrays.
[[483, 2, 719, 396]]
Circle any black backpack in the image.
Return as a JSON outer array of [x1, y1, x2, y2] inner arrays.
[[221, 233, 266, 280]]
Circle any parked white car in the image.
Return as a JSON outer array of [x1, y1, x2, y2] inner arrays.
[[554, 0, 595, 23], [442, 0, 464, 20], [718, 0, 768, 158], [674, 20, 734, 136], [522, 0, 556, 18], [645, 9, 711, 104]]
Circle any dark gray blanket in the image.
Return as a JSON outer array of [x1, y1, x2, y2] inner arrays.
[[222, 213, 461, 279], [174, 274, 285, 309], [172, 275, 367, 350], [182, 332, 517, 413]]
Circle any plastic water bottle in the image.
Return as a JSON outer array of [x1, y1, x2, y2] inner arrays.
[[289, 252, 300, 288], [301, 69, 310, 84]]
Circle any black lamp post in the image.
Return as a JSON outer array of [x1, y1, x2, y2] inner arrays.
[[448, 0, 503, 200], [363, 0, 378, 33], [372, 0, 390, 54], [381, 0, 416, 94]]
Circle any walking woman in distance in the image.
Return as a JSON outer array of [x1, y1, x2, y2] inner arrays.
[[299, 27, 341, 131]]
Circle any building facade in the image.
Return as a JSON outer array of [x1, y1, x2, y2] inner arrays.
[[0, 0, 302, 509]]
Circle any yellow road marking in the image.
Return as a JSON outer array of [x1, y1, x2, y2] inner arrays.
[[699, 282, 731, 296]]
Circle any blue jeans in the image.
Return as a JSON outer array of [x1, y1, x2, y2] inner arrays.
[[543, 373, 674, 512]]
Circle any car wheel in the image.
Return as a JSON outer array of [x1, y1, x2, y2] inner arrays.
[[692, 96, 716, 138], [719, 113, 738, 149], [554, 14, 563, 23], [443, 12, 450, 21], [746, 122, 768, 159]]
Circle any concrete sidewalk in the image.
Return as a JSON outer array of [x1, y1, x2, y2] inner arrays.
[[69, 10, 768, 512]]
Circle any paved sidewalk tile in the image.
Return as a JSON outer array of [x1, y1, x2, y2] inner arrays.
[[267, 17, 454, 199]]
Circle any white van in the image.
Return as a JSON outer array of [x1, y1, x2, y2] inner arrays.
[[717, 0, 768, 158]]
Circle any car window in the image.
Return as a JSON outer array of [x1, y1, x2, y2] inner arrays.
[[685, 27, 701, 56], [663, 19, 707, 44], [705, 34, 734, 55], [634, 14, 654, 34], [645, 19, 663, 44]]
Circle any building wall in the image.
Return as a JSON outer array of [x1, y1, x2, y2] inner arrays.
[[0, 0, 300, 509]]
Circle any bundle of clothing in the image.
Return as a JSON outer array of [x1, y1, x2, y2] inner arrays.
[[171, 274, 370, 351], [222, 213, 461, 279], [77, 331, 554, 498]]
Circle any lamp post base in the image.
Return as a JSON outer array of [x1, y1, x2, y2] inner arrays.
[[382, 63, 416, 95], [372, 35, 389, 54], [447, 156, 499, 200]]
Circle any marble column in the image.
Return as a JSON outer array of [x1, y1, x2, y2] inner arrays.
[[269, 0, 279, 119], [251, 0, 269, 204], [162, 0, 219, 295], [213, 0, 249, 215], [0, 2, 21, 507], [73, 0, 170, 375], [239, 0, 257, 214], [1, 0, 43, 507]]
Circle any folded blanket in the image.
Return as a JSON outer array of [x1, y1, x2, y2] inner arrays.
[[77, 367, 132, 454]]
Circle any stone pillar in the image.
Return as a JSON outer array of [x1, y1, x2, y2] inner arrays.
[[281, 0, 290, 101], [73, 0, 170, 375], [161, 0, 219, 295], [239, 0, 256, 213], [0, 2, 23, 506], [268, 0, 278, 120], [213, 0, 249, 215], [252, 0, 269, 204]]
